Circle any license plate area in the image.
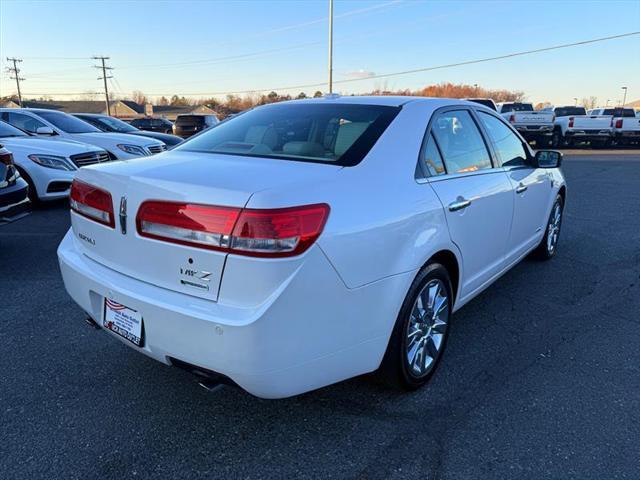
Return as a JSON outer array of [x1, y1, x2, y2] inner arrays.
[[103, 298, 144, 347]]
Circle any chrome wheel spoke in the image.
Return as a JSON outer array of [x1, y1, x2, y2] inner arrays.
[[405, 278, 449, 377]]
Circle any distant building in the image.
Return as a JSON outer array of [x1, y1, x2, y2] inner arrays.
[[0, 98, 219, 120]]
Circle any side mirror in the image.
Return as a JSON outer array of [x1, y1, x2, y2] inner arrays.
[[35, 126, 56, 135], [535, 150, 562, 168]]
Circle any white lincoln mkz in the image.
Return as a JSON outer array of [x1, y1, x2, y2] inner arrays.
[[58, 96, 566, 398]]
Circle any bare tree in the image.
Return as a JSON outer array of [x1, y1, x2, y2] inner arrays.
[[132, 90, 148, 105], [581, 96, 598, 110]]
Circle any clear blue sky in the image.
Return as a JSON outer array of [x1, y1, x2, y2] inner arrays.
[[1, 0, 639, 105]]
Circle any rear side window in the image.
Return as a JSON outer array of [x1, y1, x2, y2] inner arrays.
[[478, 112, 528, 167], [418, 132, 446, 177], [176, 103, 400, 166], [431, 110, 492, 174]]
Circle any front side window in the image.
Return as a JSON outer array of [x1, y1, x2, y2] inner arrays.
[[418, 132, 446, 177], [176, 103, 400, 166], [431, 110, 492, 174], [478, 112, 528, 167], [4, 112, 47, 133], [36, 110, 101, 133]]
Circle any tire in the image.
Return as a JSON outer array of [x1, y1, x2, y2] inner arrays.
[[377, 263, 453, 390], [552, 130, 563, 148], [15, 167, 40, 204], [534, 195, 563, 260]]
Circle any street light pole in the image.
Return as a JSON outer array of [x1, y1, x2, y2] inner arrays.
[[621, 86, 628, 107], [573, 97, 578, 106], [328, 0, 334, 94], [606, 99, 611, 107]]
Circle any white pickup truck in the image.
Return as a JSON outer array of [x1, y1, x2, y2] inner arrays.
[[589, 107, 640, 145], [496, 102, 554, 146], [544, 106, 612, 147]]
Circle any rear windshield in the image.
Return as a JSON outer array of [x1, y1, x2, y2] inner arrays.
[[36, 110, 101, 133], [176, 103, 401, 166], [501, 103, 533, 112], [175, 115, 207, 125], [602, 108, 636, 117], [555, 107, 586, 117]]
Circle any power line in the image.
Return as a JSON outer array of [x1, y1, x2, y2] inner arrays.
[[16, 31, 640, 98], [5, 57, 25, 107], [92, 56, 113, 115]]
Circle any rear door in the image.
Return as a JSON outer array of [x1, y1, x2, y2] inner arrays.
[[477, 111, 551, 262], [427, 108, 514, 299]]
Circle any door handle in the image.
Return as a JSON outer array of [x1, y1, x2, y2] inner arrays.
[[448, 198, 471, 212], [516, 183, 528, 194]]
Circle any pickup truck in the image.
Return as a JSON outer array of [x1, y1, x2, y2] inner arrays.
[[544, 106, 612, 147], [496, 102, 554, 146], [589, 107, 640, 145]]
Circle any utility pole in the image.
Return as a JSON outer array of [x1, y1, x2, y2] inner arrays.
[[6, 57, 25, 107], [92, 56, 113, 116], [328, 0, 334, 94]]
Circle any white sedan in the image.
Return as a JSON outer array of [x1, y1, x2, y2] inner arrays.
[[58, 96, 566, 398], [0, 108, 166, 159], [0, 120, 109, 201]]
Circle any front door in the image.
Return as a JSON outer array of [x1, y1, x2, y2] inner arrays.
[[476, 111, 552, 263], [428, 109, 514, 299]]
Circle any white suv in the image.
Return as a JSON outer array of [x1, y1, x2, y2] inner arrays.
[[0, 109, 166, 159]]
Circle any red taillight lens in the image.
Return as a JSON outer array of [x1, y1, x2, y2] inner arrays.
[[615, 119, 623, 128], [509, 114, 516, 123], [70, 180, 115, 228], [136, 201, 240, 251], [0, 150, 14, 166], [568, 116, 574, 128], [231, 204, 330, 257], [136, 202, 330, 257]]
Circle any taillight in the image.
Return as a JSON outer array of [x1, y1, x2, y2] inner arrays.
[[136, 201, 330, 258], [0, 150, 13, 166], [70, 179, 115, 228], [568, 116, 574, 128], [509, 114, 516, 123], [231, 204, 330, 257], [615, 119, 623, 128]]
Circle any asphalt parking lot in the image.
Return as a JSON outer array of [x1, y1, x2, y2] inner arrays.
[[1, 150, 639, 480]]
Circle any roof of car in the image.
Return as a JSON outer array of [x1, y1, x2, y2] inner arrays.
[[278, 95, 477, 108]]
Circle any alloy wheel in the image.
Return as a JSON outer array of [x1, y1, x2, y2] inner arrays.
[[406, 279, 449, 377]]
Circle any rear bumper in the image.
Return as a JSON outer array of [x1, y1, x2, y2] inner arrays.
[[565, 129, 612, 139], [515, 126, 553, 139], [0, 179, 31, 222], [57, 229, 410, 398]]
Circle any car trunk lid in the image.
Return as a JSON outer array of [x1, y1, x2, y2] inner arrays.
[[70, 151, 340, 301]]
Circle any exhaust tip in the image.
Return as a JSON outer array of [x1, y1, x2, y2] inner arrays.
[[198, 379, 225, 393], [84, 316, 101, 330]]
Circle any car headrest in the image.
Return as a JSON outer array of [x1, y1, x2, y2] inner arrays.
[[334, 122, 369, 157], [244, 126, 278, 150]]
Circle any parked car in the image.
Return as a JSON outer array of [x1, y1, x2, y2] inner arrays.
[[589, 107, 640, 145], [0, 120, 109, 202], [73, 114, 183, 147], [465, 98, 497, 111], [0, 109, 166, 159], [0, 145, 30, 223], [58, 96, 566, 399], [173, 114, 219, 138], [496, 102, 555, 146], [130, 117, 174, 134], [544, 106, 612, 147]]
